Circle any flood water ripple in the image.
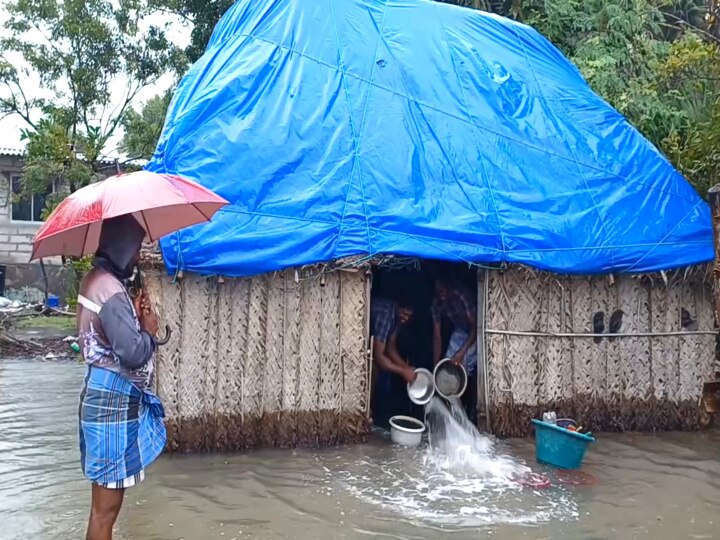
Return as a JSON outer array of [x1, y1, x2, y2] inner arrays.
[[1, 359, 719, 539]]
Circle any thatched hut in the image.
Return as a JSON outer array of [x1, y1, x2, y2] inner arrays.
[[143, 258, 717, 451], [482, 267, 717, 437], [139, 0, 718, 450]]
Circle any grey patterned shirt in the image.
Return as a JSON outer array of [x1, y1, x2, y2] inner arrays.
[[77, 268, 156, 390]]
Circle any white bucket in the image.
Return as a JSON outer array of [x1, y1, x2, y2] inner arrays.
[[389, 415, 425, 447]]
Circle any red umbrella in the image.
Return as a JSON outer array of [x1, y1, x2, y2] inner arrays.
[[31, 170, 229, 260]]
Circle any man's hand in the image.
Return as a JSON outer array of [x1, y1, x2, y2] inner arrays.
[[451, 352, 464, 367], [140, 309, 159, 337], [138, 293, 159, 336], [132, 293, 143, 318], [402, 366, 417, 384]]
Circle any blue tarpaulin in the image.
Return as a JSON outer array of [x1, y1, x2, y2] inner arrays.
[[147, 0, 713, 277]]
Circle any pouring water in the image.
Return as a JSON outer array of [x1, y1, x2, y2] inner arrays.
[[424, 396, 529, 481]]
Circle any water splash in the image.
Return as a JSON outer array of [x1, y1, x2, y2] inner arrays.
[[332, 396, 579, 527], [424, 396, 529, 481]]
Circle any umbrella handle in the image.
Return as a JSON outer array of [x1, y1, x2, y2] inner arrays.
[[156, 325, 172, 346]]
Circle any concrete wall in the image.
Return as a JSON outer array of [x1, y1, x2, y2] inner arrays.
[[0, 153, 39, 264], [0, 154, 64, 298], [0, 152, 122, 300], [2, 264, 68, 302]]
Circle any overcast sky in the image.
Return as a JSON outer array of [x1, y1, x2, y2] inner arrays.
[[0, 3, 191, 158]]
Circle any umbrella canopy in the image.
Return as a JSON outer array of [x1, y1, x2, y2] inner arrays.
[[31, 170, 229, 260]]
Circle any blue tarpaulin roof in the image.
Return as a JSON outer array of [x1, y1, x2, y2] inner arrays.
[[147, 0, 713, 277]]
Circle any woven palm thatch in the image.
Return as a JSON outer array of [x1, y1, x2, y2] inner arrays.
[[486, 268, 716, 437], [144, 250, 715, 447], [144, 267, 370, 452]]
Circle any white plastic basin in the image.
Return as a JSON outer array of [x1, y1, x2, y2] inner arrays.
[[389, 415, 425, 447]]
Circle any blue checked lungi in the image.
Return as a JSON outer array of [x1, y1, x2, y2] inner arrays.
[[445, 330, 477, 376], [79, 366, 166, 488]]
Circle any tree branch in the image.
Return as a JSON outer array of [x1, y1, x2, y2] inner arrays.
[[151, 5, 195, 25], [99, 76, 158, 149], [663, 12, 720, 45], [0, 61, 39, 130], [15, 81, 36, 128], [0, 95, 36, 130]]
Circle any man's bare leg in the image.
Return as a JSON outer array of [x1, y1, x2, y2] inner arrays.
[[86, 484, 125, 540]]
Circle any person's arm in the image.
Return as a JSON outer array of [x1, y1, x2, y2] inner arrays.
[[387, 332, 409, 367], [373, 338, 415, 383], [100, 293, 156, 370]]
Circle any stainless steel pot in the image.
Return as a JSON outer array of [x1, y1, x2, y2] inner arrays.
[[433, 358, 467, 399], [406, 368, 435, 405]]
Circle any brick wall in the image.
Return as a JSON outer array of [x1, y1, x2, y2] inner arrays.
[[0, 155, 65, 265], [0, 156, 64, 297], [0, 162, 49, 264], [0, 153, 121, 298], [0, 222, 44, 264]]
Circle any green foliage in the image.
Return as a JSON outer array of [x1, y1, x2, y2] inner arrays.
[[40, 192, 67, 221], [121, 0, 234, 157], [120, 91, 172, 161], [19, 113, 96, 197], [0, 0, 182, 206], [512, 0, 720, 195], [148, 0, 233, 62], [64, 256, 94, 307], [656, 35, 720, 194]]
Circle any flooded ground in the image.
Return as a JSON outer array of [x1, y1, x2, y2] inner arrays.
[[1, 358, 719, 540]]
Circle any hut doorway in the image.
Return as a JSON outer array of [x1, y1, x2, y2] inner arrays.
[[369, 260, 480, 429]]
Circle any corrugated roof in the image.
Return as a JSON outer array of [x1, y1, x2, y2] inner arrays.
[[0, 147, 25, 157], [0, 146, 120, 168]]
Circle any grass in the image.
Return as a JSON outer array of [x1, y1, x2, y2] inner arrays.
[[16, 315, 77, 334]]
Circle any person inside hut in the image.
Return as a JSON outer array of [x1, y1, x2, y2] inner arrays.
[[371, 293, 418, 427], [432, 277, 477, 417], [76, 214, 166, 540], [371, 294, 417, 384]]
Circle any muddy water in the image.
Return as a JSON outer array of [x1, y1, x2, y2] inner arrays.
[[1, 358, 719, 540]]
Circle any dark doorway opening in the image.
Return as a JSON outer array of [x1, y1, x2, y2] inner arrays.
[[369, 259, 478, 429]]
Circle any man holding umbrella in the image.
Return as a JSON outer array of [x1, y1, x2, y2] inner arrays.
[[77, 214, 165, 539], [31, 171, 228, 540]]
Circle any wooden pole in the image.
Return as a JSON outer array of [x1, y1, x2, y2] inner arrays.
[[708, 185, 720, 328], [39, 258, 49, 305]]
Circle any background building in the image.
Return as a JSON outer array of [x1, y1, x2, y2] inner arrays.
[[0, 148, 119, 300]]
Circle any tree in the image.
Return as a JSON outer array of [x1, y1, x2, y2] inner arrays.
[[149, 0, 234, 63], [120, 91, 172, 161], [119, 0, 233, 160], [515, 0, 720, 195], [0, 0, 182, 204], [658, 35, 720, 194]]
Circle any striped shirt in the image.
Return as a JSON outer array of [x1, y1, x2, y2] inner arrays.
[[431, 282, 476, 332], [370, 296, 398, 344]]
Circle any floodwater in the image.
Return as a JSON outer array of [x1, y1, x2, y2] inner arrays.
[[1, 359, 719, 540]]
